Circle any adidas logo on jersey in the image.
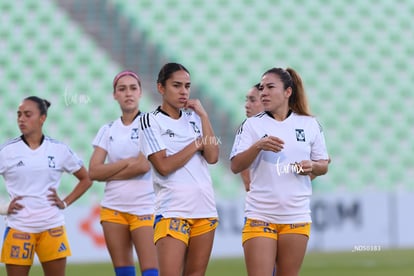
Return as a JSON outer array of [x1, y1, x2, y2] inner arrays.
[[16, 161, 25, 167], [58, 242, 67, 252]]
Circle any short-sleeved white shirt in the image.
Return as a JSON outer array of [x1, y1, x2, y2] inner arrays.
[[0, 136, 83, 232], [230, 111, 329, 224], [92, 115, 154, 215], [140, 107, 218, 219]]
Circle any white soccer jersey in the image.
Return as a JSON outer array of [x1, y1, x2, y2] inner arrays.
[[92, 114, 154, 215], [230, 111, 329, 224], [140, 107, 218, 219], [0, 136, 83, 232]]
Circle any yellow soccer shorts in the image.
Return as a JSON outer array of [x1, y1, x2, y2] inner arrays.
[[1, 226, 71, 265], [154, 216, 219, 246], [242, 218, 311, 244], [100, 207, 154, 231]]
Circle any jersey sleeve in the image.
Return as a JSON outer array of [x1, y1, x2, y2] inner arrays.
[[229, 118, 255, 160], [310, 118, 329, 161], [0, 148, 5, 175], [92, 124, 110, 151], [61, 144, 84, 173], [139, 112, 167, 157], [0, 141, 11, 175]]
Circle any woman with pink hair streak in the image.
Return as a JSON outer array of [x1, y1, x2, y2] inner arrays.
[[89, 70, 158, 276]]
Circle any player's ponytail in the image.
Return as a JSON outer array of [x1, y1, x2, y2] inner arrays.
[[286, 68, 311, 116]]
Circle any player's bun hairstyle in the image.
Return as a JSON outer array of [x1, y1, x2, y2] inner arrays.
[[113, 70, 141, 91], [24, 96, 51, 116], [157, 62, 190, 86]]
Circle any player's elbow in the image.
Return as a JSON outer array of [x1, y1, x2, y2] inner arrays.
[[230, 159, 243, 174], [88, 169, 104, 181], [204, 154, 219, 165], [320, 166, 329, 175], [209, 157, 219, 164], [150, 161, 173, 177], [138, 161, 151, 174], [83, 178, 93, 190], [231, 165, 241, 174], [154, 166, 171, 177]]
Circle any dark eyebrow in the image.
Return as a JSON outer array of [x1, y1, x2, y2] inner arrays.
[[17, 110, 32, 115], [117, 83, 137, 87], [172, 81, 191, 85]]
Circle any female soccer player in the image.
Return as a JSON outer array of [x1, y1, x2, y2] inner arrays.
[[140, 62, 219, 276], [89, 70, 158, 276], [244, 83, 264, 118], [240, 83, 265, 192], [0, 96, 92, 276], [230, 67, 330, 276]]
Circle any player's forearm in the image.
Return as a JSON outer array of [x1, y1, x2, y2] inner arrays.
[[150, 141, 200, 176], [89, 160, 128, 181], [199, 115, 219, 164], [310, 159, 329, 176], [240, 169, 251, 192], [107, 155, 151, 180], [231, 142, 261, 174], [64, 168, 93, 206]]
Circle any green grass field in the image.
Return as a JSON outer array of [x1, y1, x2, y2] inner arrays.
[[1, 249, 413, 275]]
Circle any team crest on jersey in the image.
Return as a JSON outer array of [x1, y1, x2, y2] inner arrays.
[[48, 156, 56, 168], [295, 129, 305, 142], [11, 246, 20, 258], [131, 128, 139, 139], [189, 121, 201, 134], [169, 218, 180, 231], [165, 129, 175, 137]]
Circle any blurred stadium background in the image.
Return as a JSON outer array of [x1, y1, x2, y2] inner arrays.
[[1, 0, 414, 267]]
